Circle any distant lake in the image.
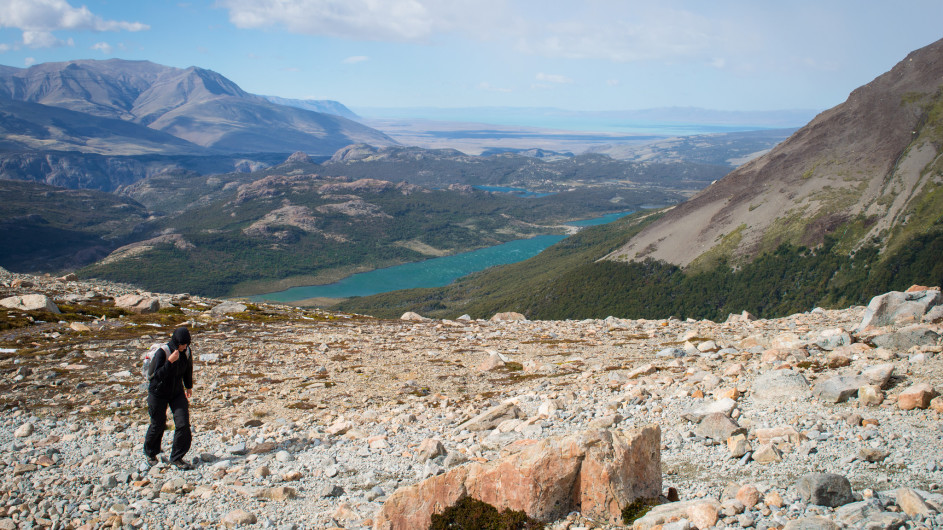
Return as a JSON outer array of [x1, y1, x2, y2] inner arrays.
[[251, 210, 636, 303], [473, 185, 556, 198]]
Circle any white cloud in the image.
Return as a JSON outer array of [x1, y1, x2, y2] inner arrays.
[[342, 55, 369, 64], [216, 1, 741, 65], [607, 79, 620, 87], [478, 81, 511, 93], [91, 41, 112, 54], [535, 72, 572, 84], [219, 0, 443, 42], [22, 30, 64, 48], [24, 56, 36, 66], [0, 0, 148, 49]]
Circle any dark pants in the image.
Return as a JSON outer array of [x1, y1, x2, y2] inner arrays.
[[144, 392, 191, 462]]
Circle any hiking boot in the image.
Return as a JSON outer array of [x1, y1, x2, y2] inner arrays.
[[144, 454, 158, 467], [170, 458, 193, 470]]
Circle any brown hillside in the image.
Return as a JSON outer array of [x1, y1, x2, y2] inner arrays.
[[606, 38, 943, 267]]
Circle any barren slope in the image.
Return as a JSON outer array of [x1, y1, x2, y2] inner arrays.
[[606, 38, 943, 268]]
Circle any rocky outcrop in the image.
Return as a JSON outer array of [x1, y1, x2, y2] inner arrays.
[[0, 294, 59, 313], [857, 289, 942, 330], [374, 425, 661, 529], [114, 293, 159, 314]]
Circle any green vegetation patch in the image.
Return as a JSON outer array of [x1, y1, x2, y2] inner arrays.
[[687, 223, 747, 274], [429, 496, 545, 530], [622, 497, 660, 525]]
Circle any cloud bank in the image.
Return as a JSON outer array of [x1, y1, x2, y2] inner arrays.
[[0, 0, 148, 50]]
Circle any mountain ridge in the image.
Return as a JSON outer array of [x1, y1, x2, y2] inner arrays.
[[0, 59, 395, 156]]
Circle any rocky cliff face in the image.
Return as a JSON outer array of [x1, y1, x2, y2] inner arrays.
[[606, 38, 943, 268]]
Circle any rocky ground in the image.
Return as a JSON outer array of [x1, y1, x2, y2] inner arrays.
[[1, 267, 942, 530]]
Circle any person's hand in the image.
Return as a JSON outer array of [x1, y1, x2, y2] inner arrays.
[[168, 349, 180, 363], [185, 388, 192, 400]]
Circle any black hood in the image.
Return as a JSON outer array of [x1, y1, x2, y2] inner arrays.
[[169, 326, 191, 350]]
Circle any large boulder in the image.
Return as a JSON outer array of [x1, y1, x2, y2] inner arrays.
[[114, 294, 159, 314], [857, 289, 942, 330], [0, 294, 60, 313], [752, 370, 811, 403], [400, 311, 427, 321], [209, 301, 247, 315], [491, 312, 526, 322], [681, 397, 737, 422], [374, 426, 661, 529], [632, 499, 721, 530], [869, 324, 940, 351], [695, 412, 745, 442], [796, 473, 855, 507], [456, 401, 525, 432], [898, 383, 938, 410], [813, 375, 869, 403]]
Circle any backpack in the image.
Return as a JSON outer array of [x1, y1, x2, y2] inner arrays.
[[142, 343, 171, 381]]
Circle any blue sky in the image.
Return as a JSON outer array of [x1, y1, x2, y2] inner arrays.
[[0, 0, 941, 113]]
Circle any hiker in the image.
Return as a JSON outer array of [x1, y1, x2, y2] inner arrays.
[[144, 326, 194, 470]]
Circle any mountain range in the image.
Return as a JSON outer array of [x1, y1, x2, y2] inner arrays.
[[0, 59, 394, 157]]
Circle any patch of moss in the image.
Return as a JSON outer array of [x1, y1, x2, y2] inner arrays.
[[429, 496, 545, 530], [503, 362, 524, 372], [230, 310, 295, 323], [621, 497, 660, 525]]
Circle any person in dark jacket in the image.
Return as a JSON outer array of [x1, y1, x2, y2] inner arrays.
[[143, 326, 194, 470]]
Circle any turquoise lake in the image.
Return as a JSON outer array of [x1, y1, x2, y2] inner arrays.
[[251, 210, 635, 302]]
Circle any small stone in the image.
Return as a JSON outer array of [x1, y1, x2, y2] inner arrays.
[[752, 444, 782, 464], [765, 491, 783, 508], [858, 385, 884, 407], [858, 447, 889, 463], [687, 501, 719, 530], [282, 470, 302, 481], [320, 484, 344, 498], [227, 442, 248, 455], [898, 383, 937, 410], [13, 423, 34, 438], [736, 485, 761, 508], [896, 487, 934, 517], [222, 509, 257, 527], [258, 486, 296, 501], [727, 434, 752, 458], [783, 516, 840, 530], [418, 438, 447, 461], [275, 450, 293, 462]]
